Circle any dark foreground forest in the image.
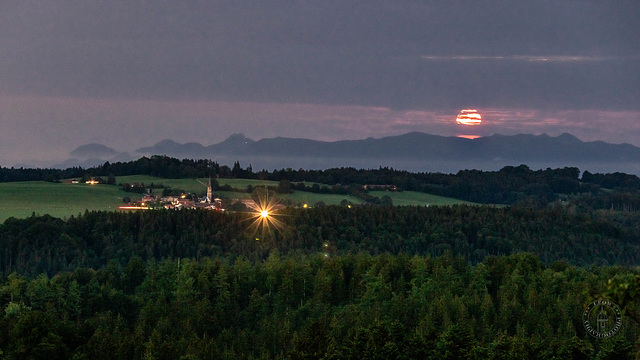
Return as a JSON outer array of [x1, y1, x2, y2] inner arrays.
[[1, 205, 640, 359]]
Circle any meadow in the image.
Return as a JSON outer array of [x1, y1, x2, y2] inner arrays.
[[0, 175, 471, 222], [117, 175, 280, 194], [369, 190, 476, 206], [0, 181, 140, 222], [116, 175, 474, 207]]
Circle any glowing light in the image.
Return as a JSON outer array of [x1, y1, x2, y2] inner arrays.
[[457, 135, 481, 140], [456, 109, 482, 125], [243, 187, 286, 237]]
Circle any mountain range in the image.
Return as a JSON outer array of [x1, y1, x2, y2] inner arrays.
[[133, 132, 640, 162], [65, 132, 640, 174]]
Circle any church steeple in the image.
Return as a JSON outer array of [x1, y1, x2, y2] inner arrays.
[[206, 176, 213, 203]]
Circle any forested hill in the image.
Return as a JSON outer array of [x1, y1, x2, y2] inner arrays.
[[2, 249, 637, 359], [3, 158, 640, 358], [2, 155, 640, 205], [2, 204, 639, 277]]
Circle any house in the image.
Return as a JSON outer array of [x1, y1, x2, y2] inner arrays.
[[363, 184, 398, 191]]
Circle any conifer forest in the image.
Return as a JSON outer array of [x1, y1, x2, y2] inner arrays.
[[2, 157, 640, 359]]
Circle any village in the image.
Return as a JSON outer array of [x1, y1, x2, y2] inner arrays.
[[118, 193, 225, 211], [74, 174, 398, 214], [114, 177, 291, 214], [117, 177, 226, 211]]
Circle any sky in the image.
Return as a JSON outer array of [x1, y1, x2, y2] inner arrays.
[[0, 1, 639, 167]]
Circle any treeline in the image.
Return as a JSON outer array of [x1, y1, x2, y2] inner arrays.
[[582, 170, 640, 191], [573, 191, 640, 212], [0, 252, 636, 359], [0, 167, 86, 183], [0, 157, 217, 183], [2, 156, 640, 204], [2, 205, 640, 278]]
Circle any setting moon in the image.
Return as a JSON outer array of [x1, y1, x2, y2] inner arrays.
[[456, 109, 482, 125]]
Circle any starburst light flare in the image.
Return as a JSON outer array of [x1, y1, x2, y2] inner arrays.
[[243, 187, 286, 237]]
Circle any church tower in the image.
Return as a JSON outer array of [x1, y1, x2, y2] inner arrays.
[[207, 177, 213, 203]]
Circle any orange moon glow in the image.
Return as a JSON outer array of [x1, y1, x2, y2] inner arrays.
[[456, 109, 482, 125]]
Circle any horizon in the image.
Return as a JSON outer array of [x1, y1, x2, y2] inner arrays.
[[4, 107, 640, 169], [72, 129, 638, 151], [8, 130, 640, 177]]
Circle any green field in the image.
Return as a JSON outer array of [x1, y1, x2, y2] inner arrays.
[[0, 177, 472, 222], [280, 192, 364, 206], [117, 175, 279, 195], [0, 181, 142, 222], [369, 190, 476, 206]]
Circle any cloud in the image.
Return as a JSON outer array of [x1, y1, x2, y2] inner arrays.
[[0, 1, 638, 111], [0, 1, 639, 165], [421, 55, 625, 62]]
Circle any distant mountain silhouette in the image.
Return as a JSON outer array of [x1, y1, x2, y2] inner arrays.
[[134, 132, 640, 164], [56, 132, 640, 174], [208, 133, 256, 154], [70, 143, 118, 159], [59, 144, 135, 169], [136, 133, 255, 158], [136, 139, 207, 157]]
